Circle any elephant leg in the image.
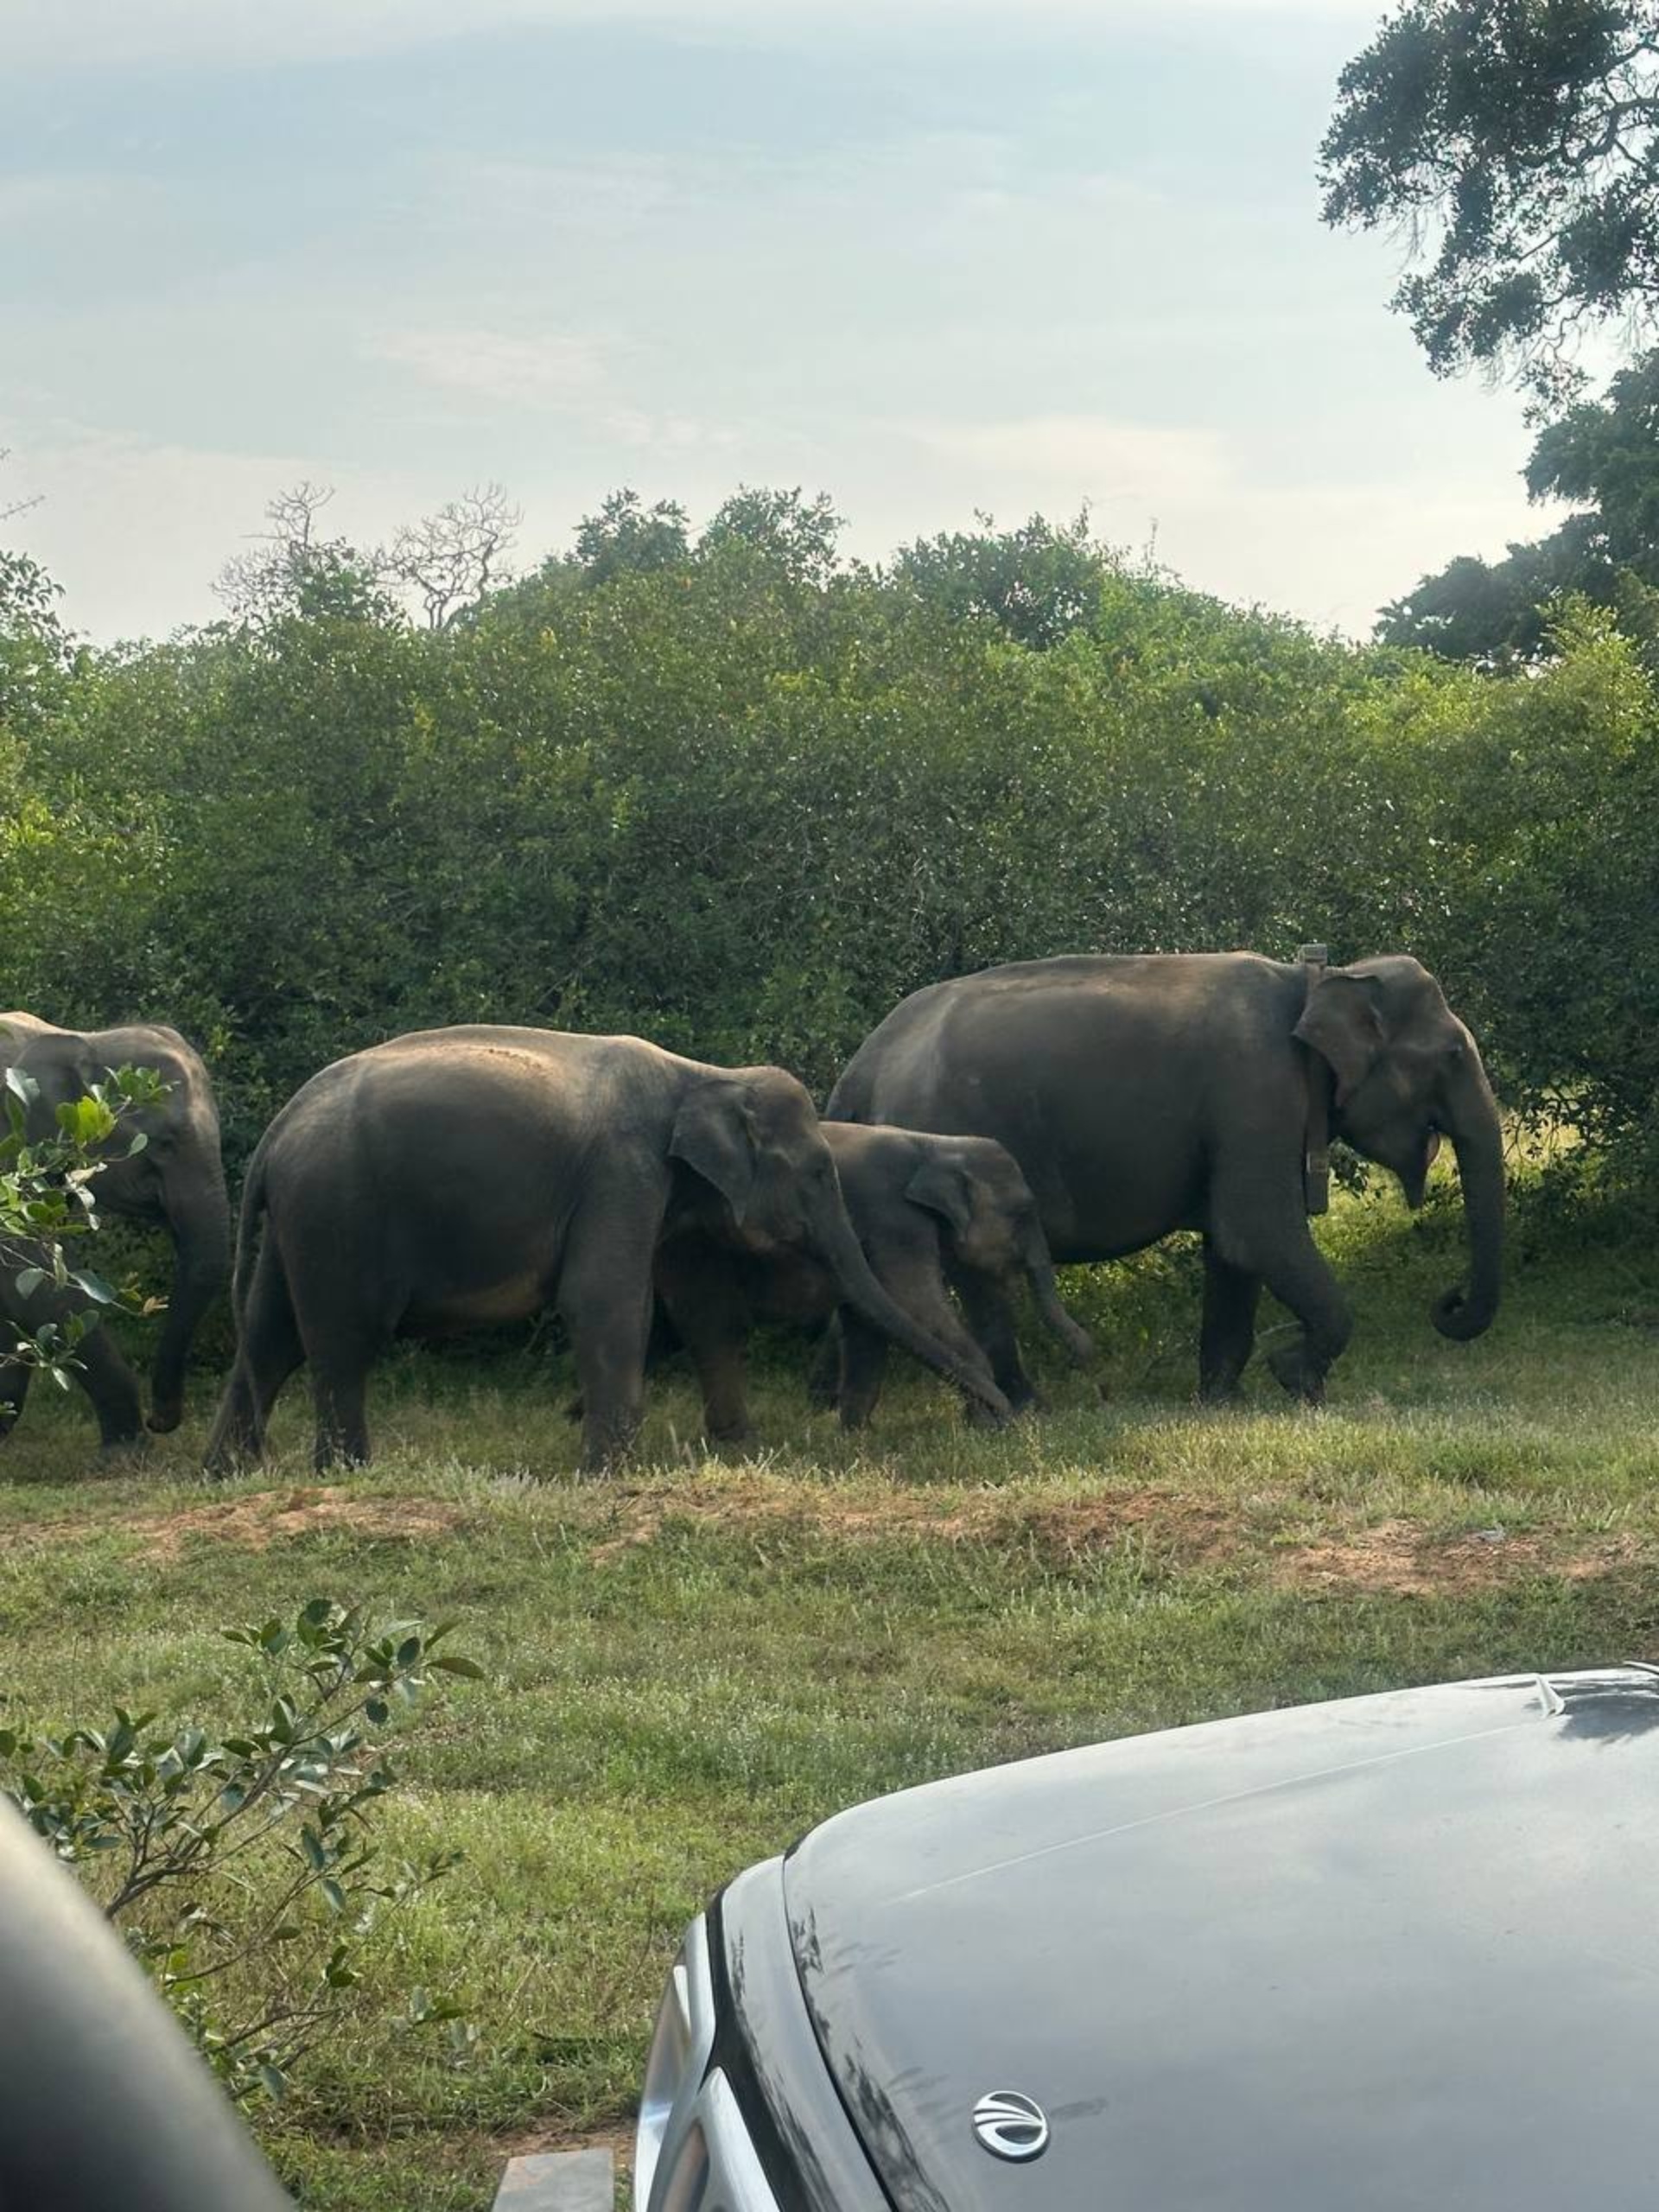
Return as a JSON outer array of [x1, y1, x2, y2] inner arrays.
[[307, 1344, 375, 1471], [682, 1324, 755, 1448], [206, 1241, 304, 1474], [1198, 1242, 1262, 1402], [805, 1318, 842, 1411], [836, 1311, 890, 1430], [1229, 1223, 1351, 1405], [656, 1252, 755, 1447], [950, 1269, 1038, 1411], [289, 1269, 385, 1472], [563, 1302, 679, 1427], [0, 1357, 31, 1440], [558, 1219, 659, 1476], [74, 1324, 147, 1452]]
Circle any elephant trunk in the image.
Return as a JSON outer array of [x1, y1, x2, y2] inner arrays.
[[1024, 1236, 1094, 1367], [816, 1203, 1011, 1422], [1431, 1050, 1504, 1343], [147, 1155, 233, 1433]]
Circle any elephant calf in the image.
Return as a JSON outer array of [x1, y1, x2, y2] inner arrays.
[[205, 1026, 1011, 1478], [0, 1014, 229, 1446], [645, 1123, 1093, 1442]]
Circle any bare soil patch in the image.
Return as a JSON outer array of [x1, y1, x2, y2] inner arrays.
[[1278, 1517, 1642, 1597], [16, 1485, 468, 1563]]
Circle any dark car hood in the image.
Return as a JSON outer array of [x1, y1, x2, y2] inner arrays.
[[783, 1669, 1659, 2212]]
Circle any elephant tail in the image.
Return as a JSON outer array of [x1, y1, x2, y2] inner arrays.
[[229, 1139, 270, 1331]]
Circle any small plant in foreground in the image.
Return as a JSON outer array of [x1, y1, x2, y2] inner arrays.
[[0, 1597, 484, 2102], [0, 1058, 169, 1387]]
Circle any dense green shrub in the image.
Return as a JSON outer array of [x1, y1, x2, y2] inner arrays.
[[3, 506, 1656, 1186]]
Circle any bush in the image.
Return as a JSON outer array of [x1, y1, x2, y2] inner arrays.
[[0, 1598, 481, 2104]]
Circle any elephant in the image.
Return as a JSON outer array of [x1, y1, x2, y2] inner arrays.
[[628, 1122, 1094, 1442], [827, 951, 1503, 1404], [203, 1026, 1012, 1477], [0, 1014, 230, 1445]]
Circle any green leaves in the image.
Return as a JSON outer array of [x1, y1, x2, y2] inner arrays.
[[0, 1061, 172, 1379], [0, 1596, 482, 2107], [1320, 0, 1659, 407]]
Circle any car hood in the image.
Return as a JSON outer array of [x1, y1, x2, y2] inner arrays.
[[782, 1669, 1659, 2212]]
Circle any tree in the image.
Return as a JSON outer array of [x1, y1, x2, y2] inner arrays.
[[1377, 344, 1659, 659], [570, 489, 690, 583], [383, 482, 522, 629], [1376, 518, 1613, 659], [891, 509, 1109, 649], [698, 486, 843, 588], [1320, 0, 1659, 408], [214, 485, 391, 630], [1527, 343, 1659, 559]]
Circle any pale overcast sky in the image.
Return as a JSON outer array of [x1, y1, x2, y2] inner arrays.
[[3, 0, 1558, 643]]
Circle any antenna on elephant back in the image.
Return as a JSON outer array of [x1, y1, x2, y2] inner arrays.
[[1297, 943, 1331, 1217]]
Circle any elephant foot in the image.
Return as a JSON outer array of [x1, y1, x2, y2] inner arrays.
[[1198, 1376, 1245, 1408], [146, 1402, 184, 1435], [707, 1423, 759, 1455], [202, 1435, 261, 1480], [1267, 1342, 1326, 1405], [963, 1398, 1014, 1433], [99, 1431, 149, 1459]]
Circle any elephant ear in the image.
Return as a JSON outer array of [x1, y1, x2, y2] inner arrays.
[[905, 1157, 975, 1236], [669, 1083, 760, 1222], [1293, 971, 1386, 1107]]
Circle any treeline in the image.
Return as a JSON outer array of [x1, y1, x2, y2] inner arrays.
[[3, 495, 1656, 1181]]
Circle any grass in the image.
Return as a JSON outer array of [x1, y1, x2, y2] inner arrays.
[[3, 1171, 1659, 2208]]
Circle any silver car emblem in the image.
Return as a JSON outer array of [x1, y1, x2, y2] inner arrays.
[[973, 2089, 1050, 2162]]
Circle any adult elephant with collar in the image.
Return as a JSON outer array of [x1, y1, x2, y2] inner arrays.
[[205, 1026, 1011, 1476], [826, 951, 1503, 1404]]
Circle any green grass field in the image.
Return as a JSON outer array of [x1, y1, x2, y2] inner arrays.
[[3, 1175, 1657, 2209]]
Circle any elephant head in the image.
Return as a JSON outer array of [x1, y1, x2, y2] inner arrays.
[[1293, 956, 1503, 1341], [669, 1071, 1012, 1419], [904, 1141, 1095, 1366]]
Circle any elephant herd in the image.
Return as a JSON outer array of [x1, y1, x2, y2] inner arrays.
[[0, 948, 1503, 1474]]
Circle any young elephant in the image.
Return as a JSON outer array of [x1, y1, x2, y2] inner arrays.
[[205, 1027, 1010, 1477], [648, 1123, 1094, 1442], [0, 1014, 230, 1445]]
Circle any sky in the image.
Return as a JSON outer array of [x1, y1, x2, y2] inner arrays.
[[3, 0, 1562, 642]]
